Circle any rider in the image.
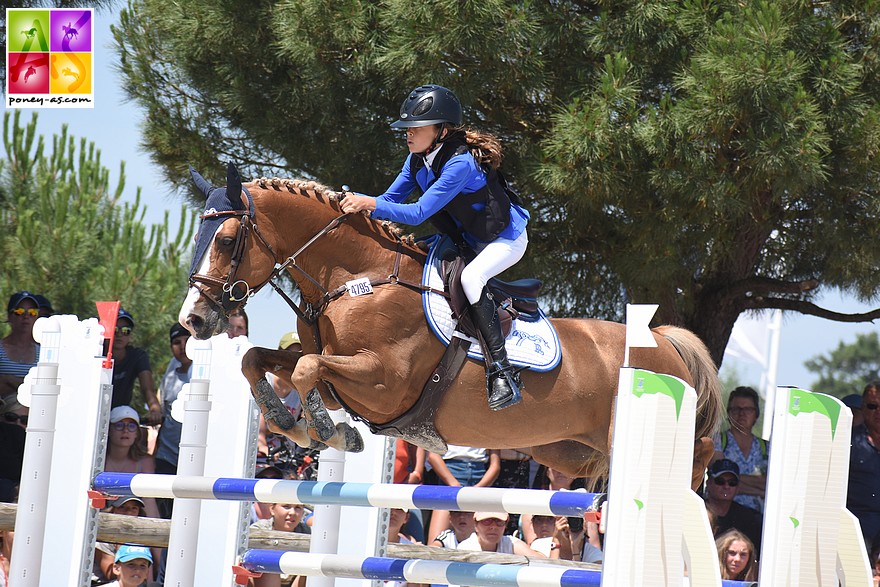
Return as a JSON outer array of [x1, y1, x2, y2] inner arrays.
[[340, 84, 530, 411]]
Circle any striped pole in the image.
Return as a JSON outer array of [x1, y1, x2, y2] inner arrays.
[[241, 551, 603, 587], [238, 551, 758, 587], [93, 473, 599, 516]]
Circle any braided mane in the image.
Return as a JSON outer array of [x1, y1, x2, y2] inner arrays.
[[249, 177, 423, 249]]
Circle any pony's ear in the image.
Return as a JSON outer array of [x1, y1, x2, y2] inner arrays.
[[226, 162, 244, 210], [189, 165, 215, 200]]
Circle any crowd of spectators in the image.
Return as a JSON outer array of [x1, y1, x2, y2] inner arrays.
[[4, 288, 880, 586]]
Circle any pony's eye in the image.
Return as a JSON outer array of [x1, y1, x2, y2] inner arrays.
[[219, 236, 235, 247]]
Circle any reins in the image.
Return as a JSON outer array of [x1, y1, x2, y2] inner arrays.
[[193, 193, 456, 431]]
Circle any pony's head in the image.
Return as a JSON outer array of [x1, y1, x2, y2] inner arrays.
[[179, 163, 278, 339]]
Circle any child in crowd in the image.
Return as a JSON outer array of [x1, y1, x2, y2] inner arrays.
[[528, 514, 573, 560], [103, 544, 158, 587], [430, 510, 475, 549], [388, 508, 418, 544], [104, 406, 160, 518], [94, 497, 161, 583], [715, 529, 758, 582], [250, 502, 311, 587], [457, 512, 544, 556]]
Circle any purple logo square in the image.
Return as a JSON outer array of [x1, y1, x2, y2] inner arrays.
[[49, 9, 92, 52]]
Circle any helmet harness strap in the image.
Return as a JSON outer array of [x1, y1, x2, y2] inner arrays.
[[423, 123, 448, 156]]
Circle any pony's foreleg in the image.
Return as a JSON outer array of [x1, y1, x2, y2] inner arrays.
[[241, 346, 317, 449], [292, 352, 386, 453]]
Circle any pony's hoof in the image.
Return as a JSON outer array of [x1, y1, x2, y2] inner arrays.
[[255, 378, 298, 430], [305, 388, 335, 441], [338, 423, 364, 453], [308, 439, 328, 451]]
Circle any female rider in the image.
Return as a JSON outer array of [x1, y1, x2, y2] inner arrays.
[[340, 84, 529, 411]]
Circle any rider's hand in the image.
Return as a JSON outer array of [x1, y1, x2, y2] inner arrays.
[[340, 193, 376, 215]]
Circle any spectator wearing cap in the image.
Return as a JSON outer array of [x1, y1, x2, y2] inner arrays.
[[848, 381, 880, 553], [1, 291, 41, 399], [704, 458, 762, 554], [104, 405, 160, 520], [713, 386, 769, 512], [843, 393, 864, 428], [257, 331, 304, 459], [94, 499, 160, 584], [152, 323, 193, 518], [111, 308, 161, 425], [103, 544, 159, 587], [457, 512, 544, 556], [388, 507, 418, 544], [269, 331, 302, 415]]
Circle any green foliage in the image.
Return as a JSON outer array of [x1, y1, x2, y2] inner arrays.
[[113, 0, 880, 364], [804, 332, 880, 398], [0, 111, 197, 378]]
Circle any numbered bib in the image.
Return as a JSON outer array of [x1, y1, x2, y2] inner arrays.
[[346, 277, 374, 297]]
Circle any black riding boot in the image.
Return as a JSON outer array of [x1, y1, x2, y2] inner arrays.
[[469, 288, 522, 410]]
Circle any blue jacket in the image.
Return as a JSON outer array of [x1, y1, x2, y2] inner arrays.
[[372, 149, 529, 244]]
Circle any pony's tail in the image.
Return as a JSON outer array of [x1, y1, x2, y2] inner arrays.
[[654, 325, 723, 441]]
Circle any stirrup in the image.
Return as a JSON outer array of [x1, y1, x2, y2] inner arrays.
[[487, 365, 522, 411]]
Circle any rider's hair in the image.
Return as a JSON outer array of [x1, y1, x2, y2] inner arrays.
[[444, 127, 503, 170]]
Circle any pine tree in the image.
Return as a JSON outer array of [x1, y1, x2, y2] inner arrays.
[[0, 111, 197, 373], [112, 0, 880, 364]]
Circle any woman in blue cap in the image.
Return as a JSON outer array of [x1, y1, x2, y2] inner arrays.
[[341, 85, 530, 411]]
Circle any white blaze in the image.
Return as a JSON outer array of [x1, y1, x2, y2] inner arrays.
[[178, 226, 220, 326]]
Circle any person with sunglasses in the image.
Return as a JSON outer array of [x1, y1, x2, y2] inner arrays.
[[847, 381, 880, 554], [457, 512, 544, 556], [104, 405, 160, 519], [704, 459, 762, 554], [713, 386, 768, 513], [0, 291, 42, 400], [111, 308, 162, 425]]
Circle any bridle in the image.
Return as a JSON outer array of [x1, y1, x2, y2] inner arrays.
[[188, 208, 357, 320], [187, 209, 283, 315], [189, 196, 448, 430]]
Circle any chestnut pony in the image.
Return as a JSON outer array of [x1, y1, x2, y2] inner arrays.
[[179, 168, 722, 488]]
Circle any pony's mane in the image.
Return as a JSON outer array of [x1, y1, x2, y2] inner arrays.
[[249, 177, 424, 250]]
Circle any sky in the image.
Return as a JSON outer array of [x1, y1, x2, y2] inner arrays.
[[14, 7, 880, 396]]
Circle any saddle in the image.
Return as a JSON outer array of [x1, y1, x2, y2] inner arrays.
[[366, 243, 544, 455], [440, 250, 543, 341]]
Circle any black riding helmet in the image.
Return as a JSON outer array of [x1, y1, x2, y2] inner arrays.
[[391, 85, 462, 128]]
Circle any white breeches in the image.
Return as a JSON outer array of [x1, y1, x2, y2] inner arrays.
[[461, 231, 529, 304]]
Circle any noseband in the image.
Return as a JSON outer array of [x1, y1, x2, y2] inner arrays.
[[188, 210, 280, 315]]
